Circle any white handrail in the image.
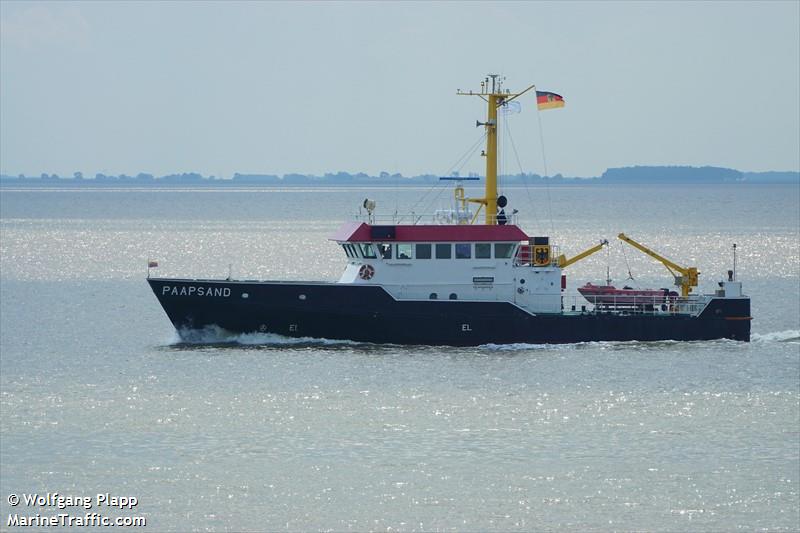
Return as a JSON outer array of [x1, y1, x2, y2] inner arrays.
[[354, 212, 520, 226], [566, 294, 704, 316]]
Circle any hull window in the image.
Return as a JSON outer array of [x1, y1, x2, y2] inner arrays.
[[436, 243, 452, 259], [396, 243, 413, 259], [342, 244, 358, 258], [456, 243, 471, 259], [494, 243, 515, 259], [360, 243, 377, 259], [475, 243, 491, 258]]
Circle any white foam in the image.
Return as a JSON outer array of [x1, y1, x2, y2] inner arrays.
[[751, 330, 800, 343], [479, 338, 738, 351], [235, 331, 355, 346], [167, 327, 799, 348], [171, 325, 357, 346], [167, 329, 184, 345], [480, 342, 567, 351]]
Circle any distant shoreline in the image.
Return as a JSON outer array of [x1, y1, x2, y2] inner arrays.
[[1, 166, 797, 187], [2, 181, 798, 189]]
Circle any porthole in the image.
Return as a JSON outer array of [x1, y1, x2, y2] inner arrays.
[[449, 293, 458, 300], [298, 294, 307, 300], [241, 293, 249, 299], [520, 279, 526, 284], [429, 293, 438, 300]]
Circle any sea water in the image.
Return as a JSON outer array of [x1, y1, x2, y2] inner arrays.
[[1, 184, 798, 531]]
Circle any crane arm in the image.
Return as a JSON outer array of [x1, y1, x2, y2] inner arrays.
[[617, 233, 687, 274], [617, 233, 699, 297], [557, 239, 609, 268]]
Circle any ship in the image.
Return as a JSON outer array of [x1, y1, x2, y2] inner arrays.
[[147, 75, 751, 345]]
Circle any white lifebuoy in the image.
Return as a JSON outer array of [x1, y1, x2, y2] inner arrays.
[[358, 264, 375, 280]]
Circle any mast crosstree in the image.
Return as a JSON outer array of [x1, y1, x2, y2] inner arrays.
[[457, 75, 536, 225]]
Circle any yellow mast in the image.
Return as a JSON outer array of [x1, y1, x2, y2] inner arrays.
[[457, 75, 536, 225]]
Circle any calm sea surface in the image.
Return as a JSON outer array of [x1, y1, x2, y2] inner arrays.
[[1, 184, 798, 532]]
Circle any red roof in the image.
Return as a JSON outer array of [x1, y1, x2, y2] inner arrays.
[[329, 222, 529, 242]]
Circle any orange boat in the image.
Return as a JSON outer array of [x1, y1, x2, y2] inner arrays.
[[578, 282, 679, 307]]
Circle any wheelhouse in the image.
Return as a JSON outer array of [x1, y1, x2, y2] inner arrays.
[[331, 221, 554, 267], [340, 241, 519, 261]]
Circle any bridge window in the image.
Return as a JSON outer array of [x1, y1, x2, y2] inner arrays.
[[360, 243, 377, 259], [494, 243, 515, 259], [475, 243, 491, 259], [455, 243, 471, 259], [396, 243, 413, 259], [416, 243, 432, 259], [436, 243, 452, 259], [379, 243, 392, 259], [343, 244, 358, 257]]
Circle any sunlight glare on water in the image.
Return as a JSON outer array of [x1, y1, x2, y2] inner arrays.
[[1, 184, 798, 531]]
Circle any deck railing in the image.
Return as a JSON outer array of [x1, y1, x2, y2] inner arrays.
[[564, 294, 705, 316], [354, 210, 519, 226]]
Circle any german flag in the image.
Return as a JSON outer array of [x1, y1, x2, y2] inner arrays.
[[536, 91, 565, 111]]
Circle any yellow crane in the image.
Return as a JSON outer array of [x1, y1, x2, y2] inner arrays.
[[617, 233, 698, 297], [557, 239, 609, 268]]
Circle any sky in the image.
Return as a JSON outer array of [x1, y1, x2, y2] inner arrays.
[[1, 1, 798, 178]]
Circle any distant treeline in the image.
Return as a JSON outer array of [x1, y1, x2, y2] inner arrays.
[[1, 167, 797, 185], [600, 166, 798, 183]]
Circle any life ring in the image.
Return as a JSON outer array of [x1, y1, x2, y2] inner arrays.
[[358, 264, 375, 280]]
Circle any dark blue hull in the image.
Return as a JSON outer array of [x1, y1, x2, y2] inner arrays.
[[148, 278, 751, 345]]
